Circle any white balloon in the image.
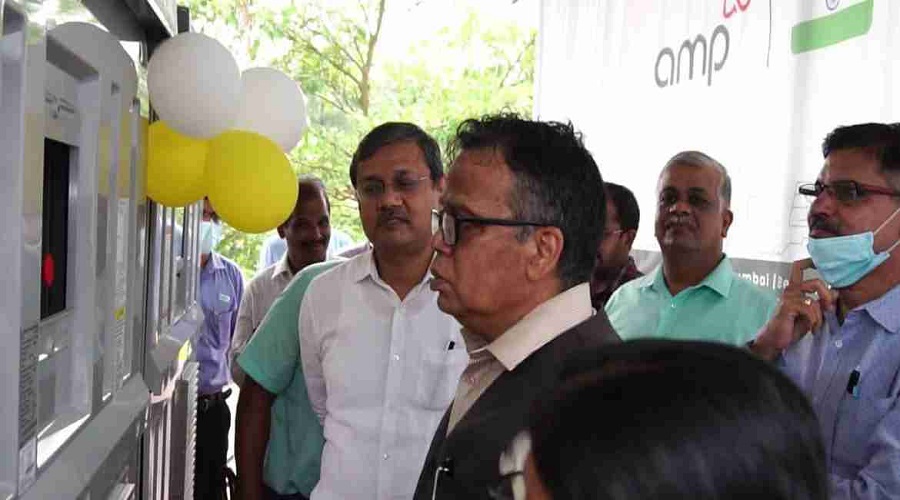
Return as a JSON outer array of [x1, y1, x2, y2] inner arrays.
[[233, 67, 309, 152], [148, 32, 240, 139]]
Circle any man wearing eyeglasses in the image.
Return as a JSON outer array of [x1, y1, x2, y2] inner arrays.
[[604, 151, 777, 345], [413, 114, 619, 499], [590, 182, 643, 309], [749, 123, 900, 499], [297, 122, 467, 500]]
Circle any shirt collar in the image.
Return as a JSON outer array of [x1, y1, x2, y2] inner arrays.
[[349, 247, 434, 286], [272, 254, 293, 281], [643, 256, 734, 298], [487, 282, 594, 371], [858, 283, 900, 334], [204, 252, 226, 272]]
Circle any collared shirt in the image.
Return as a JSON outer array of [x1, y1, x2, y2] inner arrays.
[[231, 255, 295, 386], [299, 250, 467, 500], [447, 283, 594, 433], [605, 257, 777, 345], [238, 259, 345, 496], [590, 256, 643, 309], [194, 252, 244, 395], [780, 284, 900, 499]]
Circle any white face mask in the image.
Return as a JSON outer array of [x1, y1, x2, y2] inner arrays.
[[199, 221, 223, 255]]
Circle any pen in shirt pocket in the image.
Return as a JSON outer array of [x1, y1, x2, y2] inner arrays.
[[846, 367, 861, 399]]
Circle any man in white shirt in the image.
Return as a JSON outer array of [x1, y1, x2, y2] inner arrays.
[[230, 177, 332, 386], [257, 227, 354, 272], [299, 122, 467, 500]]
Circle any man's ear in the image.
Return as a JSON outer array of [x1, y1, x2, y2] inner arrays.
[[526, 226, 564, 282], [622, 229, 637, 248], [432, 176, 446, 207], [722, 209, 734, 238]]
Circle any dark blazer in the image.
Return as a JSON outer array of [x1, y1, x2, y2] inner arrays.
[[413, 312, 620, 499]]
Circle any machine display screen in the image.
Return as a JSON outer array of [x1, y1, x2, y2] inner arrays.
[[40, 138, 71, 319]]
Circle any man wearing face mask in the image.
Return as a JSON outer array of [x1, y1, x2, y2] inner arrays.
[[194, 197, 245, 500], [750, 123, 900, 499], [605, 151, 777, 345]]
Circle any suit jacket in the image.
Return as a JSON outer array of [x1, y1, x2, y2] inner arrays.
[[413, 312, 620, 499]]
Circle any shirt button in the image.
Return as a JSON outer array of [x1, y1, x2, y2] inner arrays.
[[835, 339, 843, 349], [670, 303, 676, 309], [392, 354, 400, 361], [382, 453, 389, 460]]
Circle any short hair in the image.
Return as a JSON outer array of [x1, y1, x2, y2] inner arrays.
[[348, 122, 443, 188], [822, 123, 900, 189], [297, 175, 330, 213], [605, 182, 640, 231], [663, 151, 732, 206], [528, 340, 828, 500], [449, 113, 605, 290]]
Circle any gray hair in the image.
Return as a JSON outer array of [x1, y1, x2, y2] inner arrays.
[[662, 151, 732, 207]]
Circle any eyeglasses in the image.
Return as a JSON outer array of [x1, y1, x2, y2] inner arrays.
[[799, 180, 900, 203], [357, 174, 430, 201], [434, 209, 558, 247]]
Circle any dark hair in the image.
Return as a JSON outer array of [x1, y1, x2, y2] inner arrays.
[[529, 340, 828, 500], [348, 122, 443, 187], [605, 182, 640, 231], [449, 113, 605, 290], [822, 123, 900, 188], [297, 175, 330, 213]]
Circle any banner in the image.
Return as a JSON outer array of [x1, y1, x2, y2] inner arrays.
[[535, 0, 899, 288]]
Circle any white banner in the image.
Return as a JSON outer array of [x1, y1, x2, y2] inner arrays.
[[536, 0, 899, 283]]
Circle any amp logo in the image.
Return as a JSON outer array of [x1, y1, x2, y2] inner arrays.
[[654, 25, 730, 88]]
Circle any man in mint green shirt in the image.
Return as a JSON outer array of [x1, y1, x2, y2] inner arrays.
[[605, 151, 776, 344], [235, 259, 344, 500]]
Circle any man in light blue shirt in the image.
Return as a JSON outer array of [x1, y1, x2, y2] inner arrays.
[[195, 198, 244, 500], [750, 123, 900, 499], [605, 151, 776, 345]]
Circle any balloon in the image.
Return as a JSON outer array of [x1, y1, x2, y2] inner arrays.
[[206, 131, 298, 233], [233, 68, 309, 152], [146, 121, 208, 207], [148, 32, 240, 139]]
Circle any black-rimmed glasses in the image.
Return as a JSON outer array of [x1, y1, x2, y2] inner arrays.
[[434, 209, 557, 246]]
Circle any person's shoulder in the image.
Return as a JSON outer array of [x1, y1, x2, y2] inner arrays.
[[249, 261, 278, 285], [214, 253, 244, 275], [730, 274, 779, 307], [609, 273, 651, 303]]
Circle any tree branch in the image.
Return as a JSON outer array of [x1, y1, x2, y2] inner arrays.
[[499, 32, 535, 89], [285, 29, 364, 87]]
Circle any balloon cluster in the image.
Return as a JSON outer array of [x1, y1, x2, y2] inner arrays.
[[146, 32, 305, 233]]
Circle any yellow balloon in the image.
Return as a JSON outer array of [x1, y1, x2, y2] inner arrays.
[[206, 130, 298, 233], [146, 121, 208, 206]]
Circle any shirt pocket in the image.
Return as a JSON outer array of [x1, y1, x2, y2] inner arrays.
[[206, 293, 237, 349], [833, 394, 895, 469], [415, 347, 466, 411]]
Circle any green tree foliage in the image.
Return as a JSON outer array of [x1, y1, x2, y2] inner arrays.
[[186, 0, 534, 276]]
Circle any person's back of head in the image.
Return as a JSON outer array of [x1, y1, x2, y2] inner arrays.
[[523, 340, 827, 500]]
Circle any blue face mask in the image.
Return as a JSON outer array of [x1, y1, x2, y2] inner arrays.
[[200, 221, 223, 255], [807, 207, 900, 288]]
